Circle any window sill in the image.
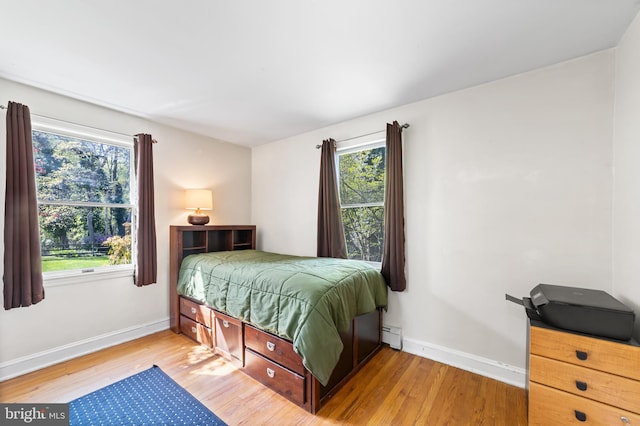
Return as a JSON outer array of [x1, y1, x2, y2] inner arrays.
[[44, 265, 134, 288]]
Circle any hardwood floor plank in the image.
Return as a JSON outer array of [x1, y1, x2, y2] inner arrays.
[[0, 330, 527, 425], [392, 358, 444, 424]]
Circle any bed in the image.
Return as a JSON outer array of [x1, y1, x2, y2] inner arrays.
[[169, 225, 388, 413]]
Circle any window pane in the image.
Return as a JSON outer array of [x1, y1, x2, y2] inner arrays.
[[338, 147, 385, 205], [33, 130, 131, 204], [341, 206, 384, 262], [40, 205, 132, 272]]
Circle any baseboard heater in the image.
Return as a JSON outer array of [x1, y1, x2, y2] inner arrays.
[[382, 325, 402, 350]]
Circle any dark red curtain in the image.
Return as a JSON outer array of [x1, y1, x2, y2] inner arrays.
[[317, 139, 347, 258], [4, 101, 45, 309], [381, 121, 406, 291], [134, 134, 157, 286]]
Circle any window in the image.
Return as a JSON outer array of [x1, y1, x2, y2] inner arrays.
[[32, 118, 135, 278], [337, 140, 385, 263]]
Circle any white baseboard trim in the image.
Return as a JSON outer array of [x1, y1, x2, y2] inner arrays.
[[402, 337, 526, 388], [0, 318, 170, 382]]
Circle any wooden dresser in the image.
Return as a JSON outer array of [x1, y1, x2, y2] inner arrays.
[[528, 321, 640, 425]]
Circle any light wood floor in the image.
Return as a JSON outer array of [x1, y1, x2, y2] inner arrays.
[[0, 330, 527, 425]]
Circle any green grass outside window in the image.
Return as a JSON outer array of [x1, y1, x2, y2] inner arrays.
[[42, 256, 110, 272]]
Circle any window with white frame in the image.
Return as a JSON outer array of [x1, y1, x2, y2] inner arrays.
[[31, 118, 135, 277], [337, 140, 385, 263]]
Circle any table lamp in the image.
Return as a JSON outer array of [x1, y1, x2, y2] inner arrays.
[[185, 189, 213, 225]]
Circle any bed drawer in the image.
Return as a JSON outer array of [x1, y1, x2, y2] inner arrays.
[[213, 311, 243, 365], [530, 354, 640, 412], [245, 325, 305, 375], [245, 348, 305, 406], [530, 326, 640, 380], [180, 315, 213, 347], [179, 297, 213, 328], [529, 382, 640, 425]]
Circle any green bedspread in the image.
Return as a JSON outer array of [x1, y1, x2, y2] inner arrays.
[[177, 250, 388, 386]]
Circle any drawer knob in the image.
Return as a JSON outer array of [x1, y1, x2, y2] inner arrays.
[[575, 381, 588, 391], [574, 410, 587, 422], [621, 416, 630, 424], [222, 320, 229, 328], [266, 367, 275, 378], [191, 307, 197, 314], [191, 326, 197, 334], [266, 341, 276, 351], [575, 350, 588, 361]]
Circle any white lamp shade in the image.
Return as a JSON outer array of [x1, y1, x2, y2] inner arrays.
[[185, 189, 213, 210]]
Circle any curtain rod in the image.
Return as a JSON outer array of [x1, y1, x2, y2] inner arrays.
[[0, 104, 157, 143], [315, 122, 409, 149]]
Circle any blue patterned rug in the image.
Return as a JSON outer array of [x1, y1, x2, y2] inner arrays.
[[69, 365, 227, 425]]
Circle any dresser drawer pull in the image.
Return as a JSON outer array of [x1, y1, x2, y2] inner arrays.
[[191, 307, 197, 314], [191, 326, 197, 334], [575, 350, 588, 361], [574, 410, 587, 422], [575, 381, 588, 391], [621, 416, 630, 424], [266, 341, 276, 351], [222, 320, 229, 328], [266, 367, 275, 378]]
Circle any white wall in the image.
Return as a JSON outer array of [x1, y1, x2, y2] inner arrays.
[[253, 50, 615, 384], [613, 11, 640, 340], [0, 78, 252, 378]]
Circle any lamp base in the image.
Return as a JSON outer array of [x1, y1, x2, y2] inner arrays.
[[188, 214, 210, 225]]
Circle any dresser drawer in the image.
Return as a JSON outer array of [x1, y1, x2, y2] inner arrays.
[[179, 297, 213, 328], [245, 325, 305, 375], [213, 311, 243, 365], [245, 349, 305, 406], [180, 315, 213, 347], [529, 382, 640, 425], [530, 354, 640, 413], [530, 326, 640, 380]]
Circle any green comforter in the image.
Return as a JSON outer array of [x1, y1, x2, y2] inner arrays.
[[176, 250, 388, 386]]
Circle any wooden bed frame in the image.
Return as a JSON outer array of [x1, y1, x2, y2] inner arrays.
[[169, 225, 383, 413]]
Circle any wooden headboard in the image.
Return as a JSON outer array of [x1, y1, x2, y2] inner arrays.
[[169, 225, 256, 332]]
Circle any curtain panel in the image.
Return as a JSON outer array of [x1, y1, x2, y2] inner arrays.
[[134, 134, 157, 286], [317, 139, 347, 258], [381, 121, 407, 291], [4, 101, 45, 309]]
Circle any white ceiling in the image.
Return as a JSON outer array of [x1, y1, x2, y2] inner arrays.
[[1, 1, 638, 147]]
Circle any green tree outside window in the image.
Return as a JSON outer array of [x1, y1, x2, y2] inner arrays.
[[338, 145, 385, 262], [32, 130, 133, 272]]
